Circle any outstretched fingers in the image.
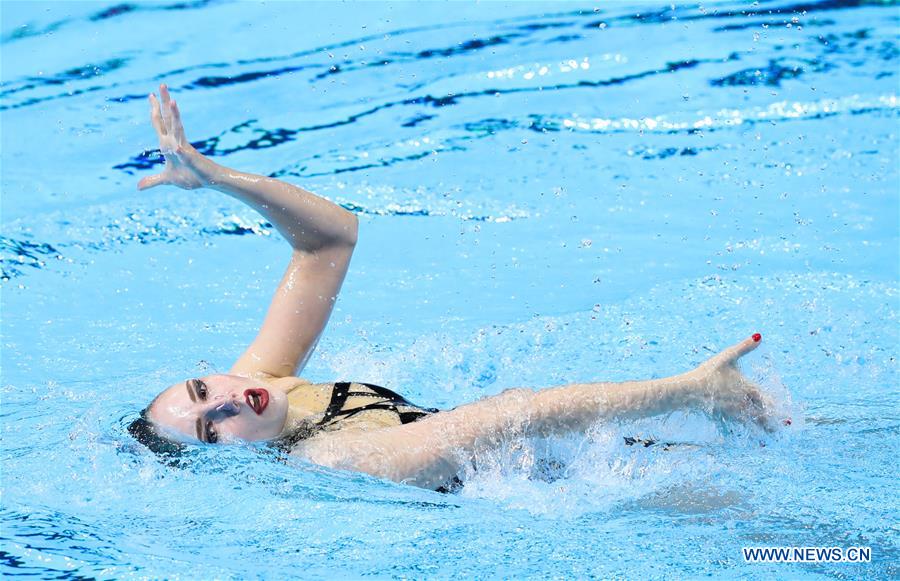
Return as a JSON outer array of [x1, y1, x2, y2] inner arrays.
[[733, 332, 763, 360], [746, 387, 778, 432], [149, 93, 166, 137], [159, 84, 176, 136], [169, 98, 186, 143], [711, 333, 762, 368], [137, 173, 166, 191], [150, 84, 187, 144], [159, 83, 172, 105], [139, 83, 203, 191], [695, 333, 789, 433]]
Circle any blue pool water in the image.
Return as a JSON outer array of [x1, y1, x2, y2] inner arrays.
[[2, 0, 898, 578]]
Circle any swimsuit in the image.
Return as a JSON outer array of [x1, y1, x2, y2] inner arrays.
[[278, 381, 465, 492], [318, 381, 439, 427], [276, 381, 438, 448]]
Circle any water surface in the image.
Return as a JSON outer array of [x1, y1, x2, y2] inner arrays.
[[2, 1, 898, 578]]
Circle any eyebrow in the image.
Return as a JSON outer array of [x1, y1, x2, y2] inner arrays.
[[195, 417, 204, 442], [185, 380, 197, 403]]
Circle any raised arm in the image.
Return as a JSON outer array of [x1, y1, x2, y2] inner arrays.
[[138, 83, 357, 379]]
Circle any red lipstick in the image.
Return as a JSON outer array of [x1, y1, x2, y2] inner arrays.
[[244, 388, 269, 415]]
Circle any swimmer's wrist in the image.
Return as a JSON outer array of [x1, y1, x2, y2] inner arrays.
[[185, 149, 262, 194], [181, 145, 226, 188]]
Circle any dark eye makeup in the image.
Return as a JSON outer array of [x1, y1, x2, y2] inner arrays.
[[206, 421, 218, 444], [188, 378, 209, 400], [195, 417, 219, 444]]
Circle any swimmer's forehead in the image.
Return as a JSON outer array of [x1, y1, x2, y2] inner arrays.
[[153, 380, 194, 410], [148, 380, 198, 439]]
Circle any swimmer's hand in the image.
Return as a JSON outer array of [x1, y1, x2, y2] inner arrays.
[[685, 334, 778, 431], [137, 84, 218, 191]]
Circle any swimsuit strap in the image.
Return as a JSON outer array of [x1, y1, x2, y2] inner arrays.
[[397, 410, 432, 424], [325, 402, 433, 425], [358, 382, 417, 407], [315, 382, 437, 428], [360, 382, 439, 414], [318, 381, 352, 425], [325, 402, 399, 423]]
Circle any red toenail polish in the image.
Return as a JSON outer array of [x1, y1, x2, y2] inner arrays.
[[752, 333, 762, 342]]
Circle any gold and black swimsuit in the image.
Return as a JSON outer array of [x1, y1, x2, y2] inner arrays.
[[276, 381, 438, 448], [319, 382, 438, 426], [277, 381, 465, 492]]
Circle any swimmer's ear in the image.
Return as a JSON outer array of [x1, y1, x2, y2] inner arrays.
[[138, 174, 166, 191]]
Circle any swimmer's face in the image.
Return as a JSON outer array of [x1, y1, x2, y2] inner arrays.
[[148, 374, 289, 444]]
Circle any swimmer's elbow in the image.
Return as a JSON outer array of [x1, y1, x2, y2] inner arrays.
[[328, 211, 358, 249], [335, 435, 454, 489], [345, 441, 424, 480], [295, 433, 410, 481], [344, 212, 358, 247], [295, 427, 458, 489], [354, 447, 456, 490]]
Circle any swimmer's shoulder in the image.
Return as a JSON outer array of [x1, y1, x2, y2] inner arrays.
[[256, 374, 313, 393], [256, 375, 342, 399]]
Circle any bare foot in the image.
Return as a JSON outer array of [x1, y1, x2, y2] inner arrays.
[[684, 333, 777, 431]]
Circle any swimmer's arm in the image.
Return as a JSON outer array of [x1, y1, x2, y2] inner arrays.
[[191, 151, 357, 255], [138, 84, 357, 254], [138, 83, 357, 378], [294, 382, 700, 488], [199, 141, 357, 380], [296, 336, 774, 488], [185, 127, 358, 379], [228, 243, 356, 378]]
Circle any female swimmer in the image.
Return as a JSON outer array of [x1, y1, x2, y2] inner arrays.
[[129, 84, 778, 490]]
